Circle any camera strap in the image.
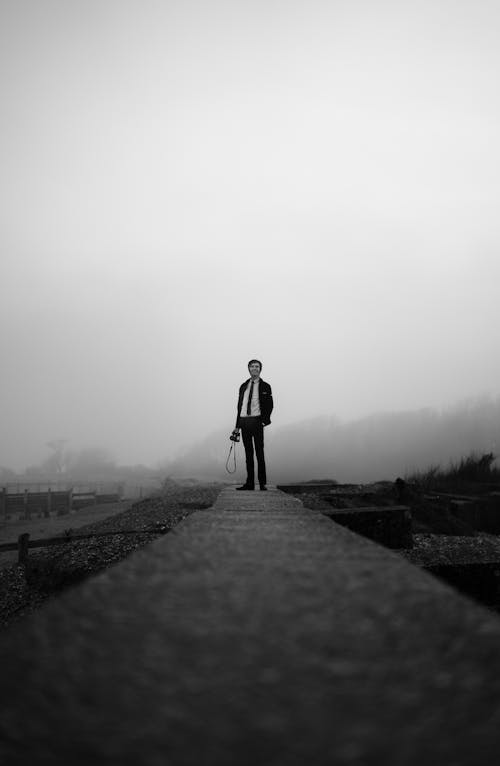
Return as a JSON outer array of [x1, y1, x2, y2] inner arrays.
[[225, 442, 237, 474]]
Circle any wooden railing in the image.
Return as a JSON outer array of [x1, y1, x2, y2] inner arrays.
[[0, 484, 124, 519], [0, 524, 168, 564]]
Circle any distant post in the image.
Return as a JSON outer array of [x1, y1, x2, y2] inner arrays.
[[0, 487, 5, 518], [18, 533, 30, 565]]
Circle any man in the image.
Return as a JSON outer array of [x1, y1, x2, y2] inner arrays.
[[235, 359, 273, 491]]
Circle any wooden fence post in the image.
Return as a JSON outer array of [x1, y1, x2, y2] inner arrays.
[[46, 487, 52, 518], [0, 487, 5, 518], [24, 489, 30, 520], [18, 533, 30, 565]]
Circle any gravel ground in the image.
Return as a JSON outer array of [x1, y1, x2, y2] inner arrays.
[[400, 533, 500, 566], [0, 480, 225, 631]]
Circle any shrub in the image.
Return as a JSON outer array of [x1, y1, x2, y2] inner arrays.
[[406, 452, 500, 490]]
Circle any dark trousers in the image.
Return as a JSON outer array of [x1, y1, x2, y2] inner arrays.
[[240, 417, 266, 487]]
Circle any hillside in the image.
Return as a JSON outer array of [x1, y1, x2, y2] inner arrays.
[[163, 397, 500, 484]]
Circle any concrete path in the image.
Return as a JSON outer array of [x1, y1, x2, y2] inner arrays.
[[212, 484, 304, 511], [2, 486, 500, 765]]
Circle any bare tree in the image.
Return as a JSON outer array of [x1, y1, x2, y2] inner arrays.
[[45, 439, 68, 475]]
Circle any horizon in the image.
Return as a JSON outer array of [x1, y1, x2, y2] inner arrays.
[[3, 392, 498, 479]]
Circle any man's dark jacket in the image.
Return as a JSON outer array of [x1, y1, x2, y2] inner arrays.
[[236, 378, 273, 428]]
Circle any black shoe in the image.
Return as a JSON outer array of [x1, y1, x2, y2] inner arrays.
[[260, 485, 267, 491], [236, 484, 255, 491]]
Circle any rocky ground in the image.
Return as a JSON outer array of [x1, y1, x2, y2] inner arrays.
[[401, 532, 500, 566], [0, 480, 226, 631]]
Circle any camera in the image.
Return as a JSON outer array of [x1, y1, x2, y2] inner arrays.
[[230, 429, 240, 442]]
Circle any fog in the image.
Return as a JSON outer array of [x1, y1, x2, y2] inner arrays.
[[164, 396, 500, 484], [1, 1, 499, 477]]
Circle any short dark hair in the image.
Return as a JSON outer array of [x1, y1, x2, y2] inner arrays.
[[248, 359, 262, 370]]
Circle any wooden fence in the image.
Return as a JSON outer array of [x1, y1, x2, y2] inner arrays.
[[0, 484, 124, 520], [0, 524, 168, 565]]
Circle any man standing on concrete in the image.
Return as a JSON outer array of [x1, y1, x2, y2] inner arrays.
[[235, 359, 273, 491]]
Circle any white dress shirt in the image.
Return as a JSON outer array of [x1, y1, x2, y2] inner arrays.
[[240, 378, 261, 418]]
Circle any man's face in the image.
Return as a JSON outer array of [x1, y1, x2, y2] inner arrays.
[[248, 363, 261, 377]]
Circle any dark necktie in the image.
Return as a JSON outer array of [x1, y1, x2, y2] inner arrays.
[[246, 381, 254, 415]]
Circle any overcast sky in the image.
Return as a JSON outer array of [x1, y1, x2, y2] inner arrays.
[[1, 0, 499, 472]]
